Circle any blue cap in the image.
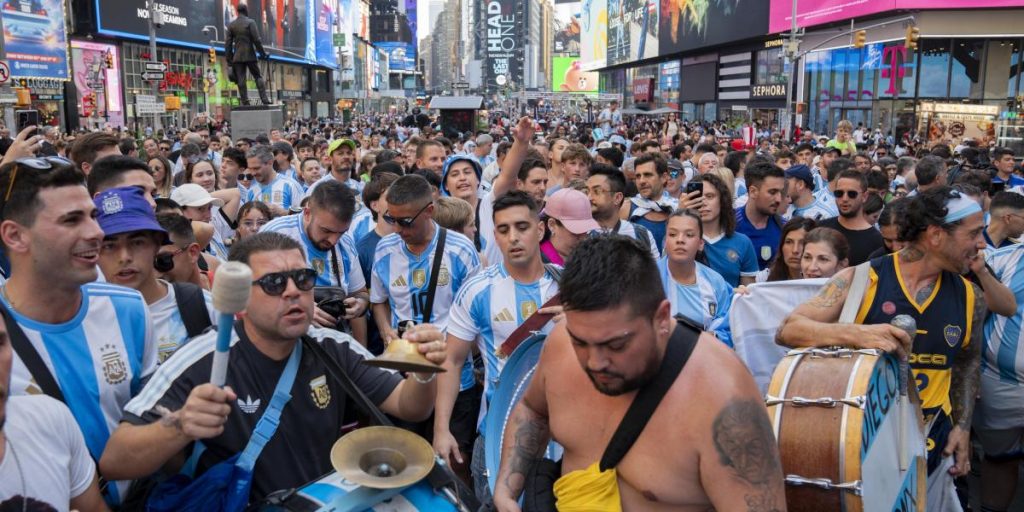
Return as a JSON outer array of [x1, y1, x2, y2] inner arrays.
[[94, 186, 169, 243], [439, 155, 483, 197], [784, 164, 814, 188]]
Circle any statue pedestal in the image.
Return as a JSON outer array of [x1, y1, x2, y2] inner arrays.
[[231, 105, 285, 141]]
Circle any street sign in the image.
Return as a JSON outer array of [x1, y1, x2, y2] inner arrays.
[[333, 33, 346, 47], [142, 72, 165, 81], [144, 62, 167, 72], [0, 61, 10, 84], [135, 94, 166, 115], [0, 92, 16, 104], [452, 82, 470, 89]]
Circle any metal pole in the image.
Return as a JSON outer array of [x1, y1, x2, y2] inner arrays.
[[784, 0, 798, 141], [148, 1, 162, 133]]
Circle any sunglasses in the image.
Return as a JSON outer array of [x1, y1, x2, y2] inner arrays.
[[833, 190, 860, 199], [154, 246, 186, 273], [238, 173, 255, 181], [252, 268, 318, 296], [5, 156, 74, 202], [383, 202, 430, 228], [669, 170, 682, 179]]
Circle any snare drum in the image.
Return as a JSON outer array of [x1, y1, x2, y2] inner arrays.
[[766, 348, 927, 512], [258, 471, 459, 511], [484, 333, 563, 493]]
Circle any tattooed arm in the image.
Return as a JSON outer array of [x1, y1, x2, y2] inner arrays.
[[776, 266, 911, 355], [943, 282, 984, 476]]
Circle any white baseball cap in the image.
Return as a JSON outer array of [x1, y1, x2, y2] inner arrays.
[[171, 183, 225, 208]]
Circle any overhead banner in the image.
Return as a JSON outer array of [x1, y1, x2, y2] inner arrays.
[[3, 0, 70, 79], [769, 0, 1024, 33], [377, 42, 415, 71], [552, 57, 598, 92], [554, 2, 581, 56], [314, 0, 337, 67], [607, 0, 658, 66], [660, 0, 767, 55], [481, 0, 523, 87], [71, 40, 124, 126], [579, 0, 607, 70]]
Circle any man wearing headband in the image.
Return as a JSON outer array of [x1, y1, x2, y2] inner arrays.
[[778, 186, 986, 510]]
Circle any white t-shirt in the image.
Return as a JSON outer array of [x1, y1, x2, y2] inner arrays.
[[0, 395, 95, 511], [150, 280, 219, 365]]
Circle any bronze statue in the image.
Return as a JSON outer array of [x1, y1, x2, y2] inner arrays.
[[225, 3, 271, 106]]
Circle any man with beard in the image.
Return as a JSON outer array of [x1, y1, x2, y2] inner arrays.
[[261, 181, 369, 343], [306, 138, 363, 196], [778, 186, 987, 510], [492, 235, 785, 511], [818, 170, 884, 265], [735, 161, 785, 270], [622, 153, 675, 254], [587, 164, 659, 258], [0, 306, 107, 511]]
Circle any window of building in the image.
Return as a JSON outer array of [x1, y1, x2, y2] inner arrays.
[[756, 48, 787, 85], [983, 39, 1021, 100], [949, 39, 984, 99], [919, 39, 953, 98]]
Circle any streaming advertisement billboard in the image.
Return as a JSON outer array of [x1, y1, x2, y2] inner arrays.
[[659, 0, 767, 55]]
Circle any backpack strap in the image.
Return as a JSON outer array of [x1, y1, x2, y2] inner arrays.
[[1, 302, 65, 402], [172, 282, 213, 339], [421, 228, 447, 324]]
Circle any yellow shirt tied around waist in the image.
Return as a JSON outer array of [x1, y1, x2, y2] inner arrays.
[[552, 461, 622, 511]]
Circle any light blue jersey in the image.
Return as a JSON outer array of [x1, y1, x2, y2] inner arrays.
[[371, 225, 481, 390], [306, 172, 365, 198], [448, 263, 560, 430], [983, 244, 1024, 383], [245, 174, 305, 210], [2, 282, 156, 503], [788, 195, 839, 221], [350, 205, 375, 244], [261, 213, 366, 292], [150, 281, 219, 364], [657, 258, 734, 346]]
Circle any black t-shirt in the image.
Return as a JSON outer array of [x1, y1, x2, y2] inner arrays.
[[122, 321, 403, 501], [818, 217, 885, 266]]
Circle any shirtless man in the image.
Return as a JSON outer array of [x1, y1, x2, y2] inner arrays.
[[492, 236, 785, 511]]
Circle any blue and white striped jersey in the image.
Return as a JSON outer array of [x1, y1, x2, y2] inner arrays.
[[350, 205, 375, 244], [657, 258, 734, 347], [261, 213, 366, 292], [244, 174, 305, 210], [983, 244, 1024, 383], [448, 263, 559, 430], [305, 172, 365, 198]]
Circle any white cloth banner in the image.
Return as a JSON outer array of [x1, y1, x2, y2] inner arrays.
[[730, 278, 827, 393]]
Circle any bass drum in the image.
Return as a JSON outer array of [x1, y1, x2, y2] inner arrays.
[[257, 472, 458, 511], [766, 348, 927, 512], [485, 333, 563, 493]]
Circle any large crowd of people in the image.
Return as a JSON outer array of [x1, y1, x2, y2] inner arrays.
[[0, 102, 1022, 512]]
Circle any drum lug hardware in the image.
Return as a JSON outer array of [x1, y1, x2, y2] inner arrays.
[[785, 475, 863, 495], [791, 348, 882, 358], [765, 395, 866, 408]]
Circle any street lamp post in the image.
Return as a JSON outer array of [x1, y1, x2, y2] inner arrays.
[[783, 0, 800, 141], [147, 0, 163, 132]]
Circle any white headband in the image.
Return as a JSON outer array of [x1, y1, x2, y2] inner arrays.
[[943, 195, 982, 224]]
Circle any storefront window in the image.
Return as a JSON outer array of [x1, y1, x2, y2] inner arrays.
[[983, 39, 1021, 100], [949, 39, 984, 99], [756, 48, 787, 85], [919, 39, 953, 98]]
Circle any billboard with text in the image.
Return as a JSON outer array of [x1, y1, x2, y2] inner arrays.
[[4, 0, 69, 79], [608, 0, 658, 66]]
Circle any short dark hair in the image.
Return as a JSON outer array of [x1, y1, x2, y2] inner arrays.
[[294, 139, 314, 153], [70, 132, 120, 169], [154, 198, 181, 215], [157, 213, 196, 243], [308, 180, 356, 222], [953, 168, 992, 194], [836, 169, 868, 191], [388, 174, 433, 206], [896, 156, 916, 176], [118, 138, 137, 155], [991, 190, 1024, 213], [0, 159, 84, 226], [865, 170, 888, 191], [794, 143, 814, 154], [863, 193, 884, 216], [992, 146, 1015, 161], [694, 143, 716, 155], [634, 153, 668, 176], [236, 2, 248, 15], [878, 197, 910, 227], [492, 190, 539, 219], [723, 151, 745, 175], [916, 155, 945, 186], [517, 158, 548, 182], [496, 141, 513, 158], [222, 147, 247, 168], [597, 147, 624, 168], [900, 186, 963, 242], [589, 164, 627, 196], [412, 169, 441, 190], [827, 157, 855, 182], [670, 143, 689, 160], [229, 231, 304, 265], [560, 235, 665, 318], [87, 155, 153, 196], [415, 139, 444, 160], [930, 145, 953, 160], [362, 172, 400, 220], [744, 160, 785, 189]]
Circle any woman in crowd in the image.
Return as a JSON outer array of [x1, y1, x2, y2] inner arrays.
[[185, 159, 219, 193], [234, 201, 272, 241], [434, 196, 486, 267], [185, 159, 242, 259], [763, 217, 818, 282], [680, 173, 757, 287], [800, 227, 849, 279], [149, 154, 174, 198]]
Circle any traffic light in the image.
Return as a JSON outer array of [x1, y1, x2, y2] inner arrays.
[[105, 52, 114, 69], [904, 26, 920, 51], [852, 30, 867, 49], [209, 48, 216, 64]]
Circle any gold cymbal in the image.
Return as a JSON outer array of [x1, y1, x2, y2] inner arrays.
[[364, 337, 447, 373], [330, 426, 436, 489]]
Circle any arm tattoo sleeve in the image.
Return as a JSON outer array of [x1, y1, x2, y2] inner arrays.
[[951, 282, 984, 430], [806, 275, 849, 309], [503, 405, 552, 498], [712, 399, 785, 512]]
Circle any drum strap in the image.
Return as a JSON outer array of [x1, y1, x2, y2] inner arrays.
[[422, 228, 447, 324], [838, 262, 872, 324], [599, 319, 700, 471]]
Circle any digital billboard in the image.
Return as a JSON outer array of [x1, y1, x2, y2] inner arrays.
[[608, 0, 658, 66], [481, 0, 523, 87], [314, 0, 337, 67], [579, 0, 607, 70], [769, 0, 1024, 34], [71, 40, 123, 126], [659, 0, 767, 55], [554, 2, 581, 56], [552, 57, 599, 92], [3, 0, 69, 79], [377, 42, 415, 71]]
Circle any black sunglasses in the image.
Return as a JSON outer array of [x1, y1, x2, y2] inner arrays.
[[252, 268, 318, 296], [383, 202, 430, 228], [834, 190, 860, 199], [238, 173, 255, 181]]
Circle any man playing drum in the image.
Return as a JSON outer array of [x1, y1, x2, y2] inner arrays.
[[778, 186, 985, 511], [493, 235, 786, 511]]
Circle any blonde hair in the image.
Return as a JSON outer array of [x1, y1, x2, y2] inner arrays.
[[711, 167, 736, 197], [434, 196, 475, 232], [837, 119, 854, 133]]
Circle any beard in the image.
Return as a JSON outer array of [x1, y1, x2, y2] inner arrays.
[[584, 349, 660, 396], [839, 207, 860, 219]]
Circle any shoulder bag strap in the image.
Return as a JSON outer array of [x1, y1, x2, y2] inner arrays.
[[838, 261, 872, 324], [173, 282, 213, 339], [421, 228, 447, 324], [598, 321, 700, 471], [329, 244, 343, 289], [2, 303, 65, 402], [235, 341, 302, 472]]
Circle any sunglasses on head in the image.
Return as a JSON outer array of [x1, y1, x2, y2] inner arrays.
[[238, 173, 255, 181], [833, 190, 860, 199], [383, 202, 430, 228], [252, 268, 318, 296], [4, 156, 74, 202]]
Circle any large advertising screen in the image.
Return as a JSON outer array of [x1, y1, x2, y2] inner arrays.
[[554, 2, 581, 56], [579, 0, 607, 70], [481, 0, 523, 87], [769, 0, 1024, 34], [552, 56, 599, 91], [659, 0, 767, 55], [314, 0, 337, 67], [608, 0, 658, 66], [71, 40, 124, 127], [3, 0, 69, 79], [377, 42, 415, 71]]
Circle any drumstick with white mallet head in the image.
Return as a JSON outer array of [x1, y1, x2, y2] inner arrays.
[[210, 261, 253, 387], [891, 314, 917, 472]]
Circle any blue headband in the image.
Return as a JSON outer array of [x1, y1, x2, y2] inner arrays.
[[943, 195, 982, 224]]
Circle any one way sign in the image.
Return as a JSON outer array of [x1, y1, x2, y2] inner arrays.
[[142, 72, 165, 81]]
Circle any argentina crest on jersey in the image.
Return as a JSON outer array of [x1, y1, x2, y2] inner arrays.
[[438, 264, 451, 286], [100, 344, 128, 385], [311, 257, 326, 276], [309, 375, 331, 409]]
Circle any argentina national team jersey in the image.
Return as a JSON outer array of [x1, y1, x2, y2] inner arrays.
[[261, 213, 366, 292], [245, 174, 305, 210], [788, 196, 839, 221], [448, 264, 560, 430], [983, 244, 1024, 383], [349, 205, 375, 243], [2, 282, 156, 502], [656, 258, 734, 346], [305, 172, 365, 198]]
